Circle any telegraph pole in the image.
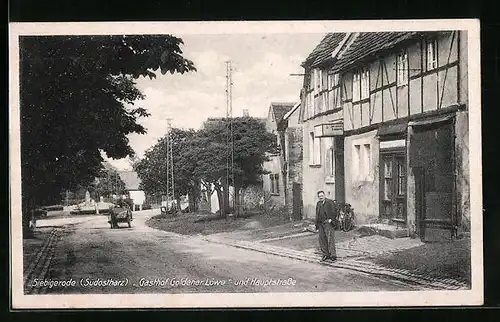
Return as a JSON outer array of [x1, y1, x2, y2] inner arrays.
[[225, 61, 236, 216], [165, 118, 175, 211]]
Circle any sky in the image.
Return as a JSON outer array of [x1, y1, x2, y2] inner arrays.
[[105, 33, 326, 170]]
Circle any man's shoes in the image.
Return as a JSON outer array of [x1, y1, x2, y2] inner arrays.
[[321, 255, 329, 261], [328, 256, 337, 261]]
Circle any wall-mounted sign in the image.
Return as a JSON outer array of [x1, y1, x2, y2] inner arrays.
[[380, 139, 406, 149], [314, 121, 344, 137]]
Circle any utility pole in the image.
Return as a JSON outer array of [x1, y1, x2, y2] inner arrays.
[[165, 118, 175, 211], [225, 61, 236, 216]]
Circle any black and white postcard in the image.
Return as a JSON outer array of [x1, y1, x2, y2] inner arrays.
[[9, 20, 483, 308]]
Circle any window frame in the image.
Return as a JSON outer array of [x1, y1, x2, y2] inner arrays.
[[329, 73, 342, 108], [363, 143, 372, 179], [309, 131, 321, 166], [353, 68, 369, 102], [313, 69, 323, 95], [360, 68, 370, 100], [328, 146, 335, 177], [352, 141, 373, 181], [269, 174, 275, 194], [353, 144, 361, 180], [426, 38, 438, 71], [352, 71, 361, 102], [397, 50, 409, 86], [274, 173, 280, 194]]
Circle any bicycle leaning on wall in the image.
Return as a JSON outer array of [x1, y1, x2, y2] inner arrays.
[[333, 202, 355, 232]]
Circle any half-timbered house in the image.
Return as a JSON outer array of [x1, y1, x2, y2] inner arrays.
[[335, 31, 469, 241], [300, 31, 469, 241]]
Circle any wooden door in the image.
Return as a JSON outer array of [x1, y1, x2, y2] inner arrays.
[[380, 152, 407, 223], [334, 137, 345, 203], [411, 119, 454, 241], [292, 183, 302, 220]]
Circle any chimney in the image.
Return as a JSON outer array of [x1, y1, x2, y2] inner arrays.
[[242, 109, 249, 117]]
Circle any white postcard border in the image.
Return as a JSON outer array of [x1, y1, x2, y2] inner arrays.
[[9, 19, 483, 308]]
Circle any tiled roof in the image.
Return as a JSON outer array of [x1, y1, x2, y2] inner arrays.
[[332, 31, 419, 72], [118, 171, 142, 191], [302, 33, 348, 68], [270, 102, 296, 124]]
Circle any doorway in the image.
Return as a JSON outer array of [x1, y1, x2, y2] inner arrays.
[[410, 118, 455, 241], [292, 182, 302, 220], [334, 136, 345, 203], [380, 151, 406, 224]]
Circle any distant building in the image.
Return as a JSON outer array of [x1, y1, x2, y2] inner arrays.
[[118, 171, 146, 211], [281, 102, 304, 219], [262, 102, 297, 207]]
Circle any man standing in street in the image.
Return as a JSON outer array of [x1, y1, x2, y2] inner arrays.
[[315, 191, 337, 262]]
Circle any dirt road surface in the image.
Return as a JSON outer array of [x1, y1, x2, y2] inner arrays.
[[31, 210, 420, 294]]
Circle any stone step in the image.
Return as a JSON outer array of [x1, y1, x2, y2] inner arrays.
[[357, 223, 409, 239]]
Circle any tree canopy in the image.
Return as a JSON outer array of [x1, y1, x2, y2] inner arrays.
[[133, 128, 198, 202], [20, 35, 196, 211], [88, 167, 127, 200], [133, 117, 278, 214]]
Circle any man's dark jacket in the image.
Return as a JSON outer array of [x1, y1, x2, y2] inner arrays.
[[315, 198, 338, 226]]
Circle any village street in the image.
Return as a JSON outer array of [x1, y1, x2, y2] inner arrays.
[[24, 210, 422, 294]]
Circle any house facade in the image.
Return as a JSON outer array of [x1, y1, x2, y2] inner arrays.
[[118, 171, 146, 211], [300, 33, 351, 220], [262, 102, 296, 207], [300, 31, 469, 241], [280, 103, 304, 220]]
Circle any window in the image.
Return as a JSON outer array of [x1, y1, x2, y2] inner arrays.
[[321, 70, 328, 91], [304, 92, 312, 120], [328, 73, 340, 89], [363, 144, 371, 178], [426, 38, 438, 71], [397, 163, 405, 195], [383, 158, 393, 200], [397, 50, 409, 86], [328, 73, 342, 108], [309, 131, 321, 165], [353, 72, 361, 102], [269, 173, 280, 194], [313, 69, 323, 94], [328, 147, 335, 177], [352, 143, 372, 181], [353, 69, 369, 102], [361, 69, 370, 100], [353, 144, 361, 179]]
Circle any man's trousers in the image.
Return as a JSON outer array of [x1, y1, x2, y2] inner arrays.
[[318, 221, 337, 258]]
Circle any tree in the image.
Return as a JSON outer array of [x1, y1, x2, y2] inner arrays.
[[133, 117, 277, 216], [195, 117, 278, 215], [19, 35, 196, 233], [88, 168, 127, 200], [190, 126, 229, 214], [133, 128, 199, 211]]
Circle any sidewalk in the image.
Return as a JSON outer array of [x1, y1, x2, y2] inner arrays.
[[203, 222, 471, 290], [23, 214, 100, 294]]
